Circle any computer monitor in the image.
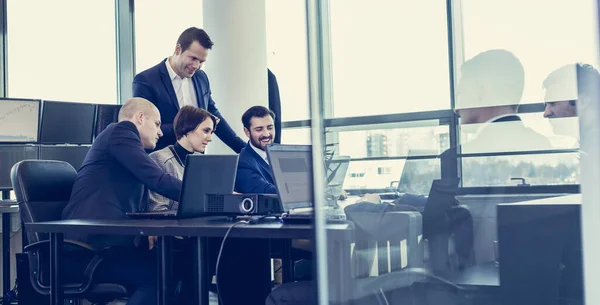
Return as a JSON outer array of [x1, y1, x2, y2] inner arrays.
[[0, 98, 41, 143], [39, 145, 91, 171], [0, 145, 39, 190], [266, 145, 313, 211], [95, 104, 122, 138], [40, 100, 96, 144], [326, 155, 350, 199]]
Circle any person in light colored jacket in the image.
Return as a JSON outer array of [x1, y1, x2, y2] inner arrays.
[[147, 105, 218, 211]]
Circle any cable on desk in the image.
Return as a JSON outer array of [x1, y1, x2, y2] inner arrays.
[[215, 220, 248, 305]]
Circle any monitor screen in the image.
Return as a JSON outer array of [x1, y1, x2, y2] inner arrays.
[[39, 145, 91, 171], [95, 104, 121, 138], [267, 145, 314, 211], [0, 98, 40, 143], [326, 156, 350, 199], [0, 145, 39, 190], [40, 101, 96, 144]]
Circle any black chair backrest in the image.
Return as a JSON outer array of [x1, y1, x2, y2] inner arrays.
[[11, 160, 77, 243]]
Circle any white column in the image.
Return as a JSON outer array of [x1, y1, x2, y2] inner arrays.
[[202, 0, 268, 154]]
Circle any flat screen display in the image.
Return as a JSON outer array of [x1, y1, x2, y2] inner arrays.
[[0, 99, 40, 143], [40, 101, 96, 144]]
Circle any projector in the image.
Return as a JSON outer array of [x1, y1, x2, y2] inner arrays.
[[205, 193, 282, 216]]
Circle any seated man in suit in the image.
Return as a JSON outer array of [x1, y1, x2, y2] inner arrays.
[[133, 27, 245, 153], [61, 98, 182, 305], [235, 105, 277, 194]]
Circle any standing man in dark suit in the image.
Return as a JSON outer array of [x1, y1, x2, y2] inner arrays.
[[268, 69, 282, 144], [62, 98, 182, 305], [133, 27, 245, 152], [235, 106, 277, 194]]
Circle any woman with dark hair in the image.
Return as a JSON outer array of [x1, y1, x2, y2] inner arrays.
[[148, 105, 218, 211]]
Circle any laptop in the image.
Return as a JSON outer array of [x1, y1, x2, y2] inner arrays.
[[266, 144, 347, 222], [126, 154, 239, 219], [325, 155, 351, 200], [379, 149, 440, 199]]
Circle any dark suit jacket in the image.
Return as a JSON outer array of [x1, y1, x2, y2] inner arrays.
[[132, 59, 245, 152], [268, 69, 282, 144], [441, 114, 552, 179], [61, 121, 182, 249], [235, 143, 277, 194]]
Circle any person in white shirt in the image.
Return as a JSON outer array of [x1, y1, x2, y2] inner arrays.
[[132, 27, 245, 152]]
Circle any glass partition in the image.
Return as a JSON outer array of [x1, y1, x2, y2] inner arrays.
[[304, 1, 599, 304]]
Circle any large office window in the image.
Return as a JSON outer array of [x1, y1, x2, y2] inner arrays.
[[328, 0, 451, 118], [460, 0, 597, 104], [7, 0, 117, 104], [281, 128, 311, 145], [134, 0, 203, 74], [455, 0, 595, 186], [265, 0, 310, 122], [336, 122, 448, 191]]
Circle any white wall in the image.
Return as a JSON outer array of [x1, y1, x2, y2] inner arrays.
[[202, 0, 268, 154]]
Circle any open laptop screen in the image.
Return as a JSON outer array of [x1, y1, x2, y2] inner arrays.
[[267, 145, 313, 211], [326, 155, 350, 199]]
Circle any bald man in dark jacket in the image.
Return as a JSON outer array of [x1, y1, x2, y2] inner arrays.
[[61, 98, 181, 305]]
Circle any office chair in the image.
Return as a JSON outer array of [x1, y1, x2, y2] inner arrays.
[[11, 160, 129, 305], [343, 208, 425, 304]]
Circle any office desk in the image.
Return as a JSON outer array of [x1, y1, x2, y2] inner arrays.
[[26, 216, 354, 305], [0, 201, 19, 301], [498, 195, 581, 305]]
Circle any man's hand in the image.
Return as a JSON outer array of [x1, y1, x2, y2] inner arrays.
[[148, 236, 158, 250], [338, 189, 348, 201], [356, 193, 382, 204]]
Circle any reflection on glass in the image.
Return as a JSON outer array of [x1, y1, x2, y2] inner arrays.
[[461, 0, 597, 104], [344, 158, 440, 195], [338, 125, 449, 159], [462, 153, 580, 186], [454, 50, 554, 154], [304, 1, 595, 304], [459, 119, 554, 153]]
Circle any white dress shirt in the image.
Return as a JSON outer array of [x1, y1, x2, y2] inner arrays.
[[250, 142, 269, 165], [165, 59, 198, 108]]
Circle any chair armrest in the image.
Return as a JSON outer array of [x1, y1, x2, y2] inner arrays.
[[23, 240, 105, 296], [24, 239, 98, 253]]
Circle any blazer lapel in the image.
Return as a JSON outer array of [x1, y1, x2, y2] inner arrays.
[[192, 73, 207, 109], [158, 60, 180, 111], [248, 145, 274, 181]]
